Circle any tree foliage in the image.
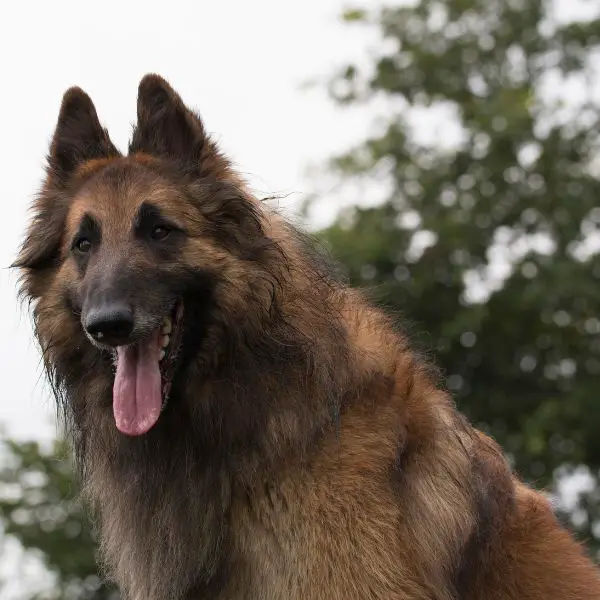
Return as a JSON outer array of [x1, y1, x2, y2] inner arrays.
[[318, 0, 600, 555], [0, 438, 118, 598]]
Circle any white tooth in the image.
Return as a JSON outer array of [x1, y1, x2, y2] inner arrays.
[[159, 349, 165, 361], [161, 335, 170, 348], [161, 317, 172, 334]]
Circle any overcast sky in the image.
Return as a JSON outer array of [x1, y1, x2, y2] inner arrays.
[[0, 0, 387, 447]]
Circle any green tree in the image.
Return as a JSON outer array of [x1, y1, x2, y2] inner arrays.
[[316, 0, 600, 555], [0, 437, 118, 599]]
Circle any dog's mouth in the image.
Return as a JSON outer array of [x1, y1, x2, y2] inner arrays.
[[112, 302, 184, 436]]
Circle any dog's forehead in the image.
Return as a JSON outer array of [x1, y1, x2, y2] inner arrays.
[[66, 159, 178, 232]]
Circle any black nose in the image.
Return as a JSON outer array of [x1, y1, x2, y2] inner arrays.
[[84, 303, 134, 346]]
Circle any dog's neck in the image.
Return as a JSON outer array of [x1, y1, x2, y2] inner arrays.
[[58, 268, 402, 598], [65, 296, 360, 597]]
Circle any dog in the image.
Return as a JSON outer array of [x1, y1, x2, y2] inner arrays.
[[15, 74, 600, 599]]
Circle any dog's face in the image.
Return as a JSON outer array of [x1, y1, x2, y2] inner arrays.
[[64, 163, 211, 436], [16, 75, 283, 436]]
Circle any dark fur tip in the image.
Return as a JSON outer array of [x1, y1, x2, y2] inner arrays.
[[47, 85, 120, 186], [137, 74, 179, 117], [131, 74, 207, 162], [58, 87, 99, 124]]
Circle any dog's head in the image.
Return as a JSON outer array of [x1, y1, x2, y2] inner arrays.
[[16, 75, 287, 436]]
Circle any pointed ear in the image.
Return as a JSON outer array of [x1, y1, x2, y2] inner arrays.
[[48, 87, 119, 184], [129, 74, 208, 163]]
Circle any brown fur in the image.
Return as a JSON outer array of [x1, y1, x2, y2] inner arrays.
[[15, 74, 600, 599]]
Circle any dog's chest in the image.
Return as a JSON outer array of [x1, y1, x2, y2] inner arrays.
[[209, 479, 430, 600]]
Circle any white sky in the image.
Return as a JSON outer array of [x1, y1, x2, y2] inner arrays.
[[0, 0, 384, 447]]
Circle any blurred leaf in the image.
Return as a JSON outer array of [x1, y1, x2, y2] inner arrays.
[[342, 8, 367, 22], [0, 438, 119, 598]]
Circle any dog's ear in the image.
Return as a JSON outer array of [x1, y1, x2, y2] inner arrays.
[[129, 74, 210, 165], [48, 87, 120, 185], [13, 88, 118, 279]]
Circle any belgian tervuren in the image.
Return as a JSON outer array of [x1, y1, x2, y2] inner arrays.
[[15, 74, 600, 599]]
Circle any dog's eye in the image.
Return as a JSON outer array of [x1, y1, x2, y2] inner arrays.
[[75, 238, 92, 254], [151, 225, 171, 241]]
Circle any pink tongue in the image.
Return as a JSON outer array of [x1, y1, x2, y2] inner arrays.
[[113, 330, 162, 436]]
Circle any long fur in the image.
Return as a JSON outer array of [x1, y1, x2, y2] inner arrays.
[[16, 75, 600, 599]]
